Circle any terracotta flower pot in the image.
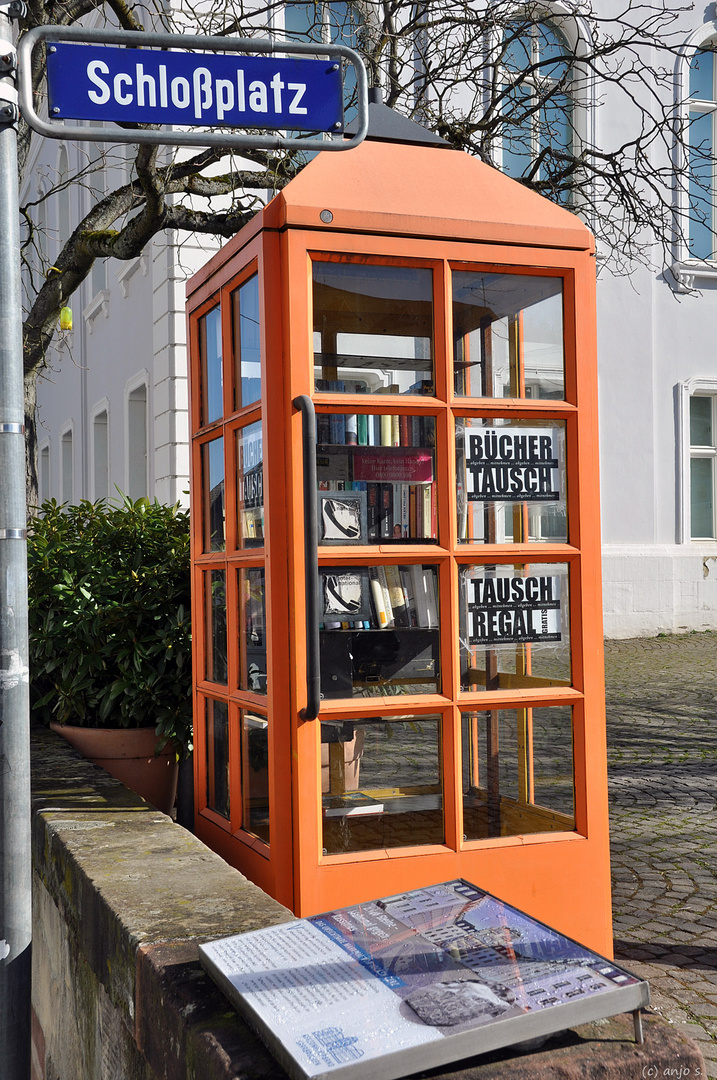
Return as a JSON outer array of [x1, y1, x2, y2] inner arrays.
[[49, 723, 179, 815]]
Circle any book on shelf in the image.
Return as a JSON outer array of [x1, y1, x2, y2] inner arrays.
[[379, 485, 392, 539], [384, 564, 409, 627], [345, 414, 358, 446], [368, 567, 390, 628], [411, 565, 438, 628], [399, 566, 418, 627], [376, 566, 394, 627]]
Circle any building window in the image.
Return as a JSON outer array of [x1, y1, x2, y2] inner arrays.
[[127, 383, 148, 500], [39, 443, 50, 504], [88, 146, 108, 297], [93, 408, 109, 502], [284, 2, 363, 115], [61, 428, 73, 504], [690, 394, 717, 538], [57, 146, 71, 251], [687, 46, 717, 260], [499, 20, 575, 203]]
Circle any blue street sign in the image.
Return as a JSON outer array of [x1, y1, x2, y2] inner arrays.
[[46, 43, 345, 131]]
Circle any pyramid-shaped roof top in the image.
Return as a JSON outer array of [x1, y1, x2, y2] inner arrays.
[[261, 137, 593, 252], [190, 129, 593, 295]]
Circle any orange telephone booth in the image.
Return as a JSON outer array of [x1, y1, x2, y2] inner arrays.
[[186, 108, 612, 954]]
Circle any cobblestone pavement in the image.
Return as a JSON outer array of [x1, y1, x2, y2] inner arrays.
[[606, 631, 717, 1074]]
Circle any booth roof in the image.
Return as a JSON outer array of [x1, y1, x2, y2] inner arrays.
[[264, 137, 594, 251], [187, 132, 593, 299]]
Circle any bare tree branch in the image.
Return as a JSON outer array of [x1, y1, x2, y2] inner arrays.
[[18, 0, 705, 504]]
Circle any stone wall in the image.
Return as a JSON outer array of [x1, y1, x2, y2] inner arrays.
[[31, 729, 294, 1080], [30, 728, 706, 1080]]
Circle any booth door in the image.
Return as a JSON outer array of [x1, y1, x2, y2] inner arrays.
[[298, 249, 590, 913]]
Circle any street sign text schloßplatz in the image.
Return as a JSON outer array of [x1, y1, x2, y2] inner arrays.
[[46, 43, 344, 132]]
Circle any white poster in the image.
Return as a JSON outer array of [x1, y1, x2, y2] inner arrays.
[[464, 428, 560, 502]]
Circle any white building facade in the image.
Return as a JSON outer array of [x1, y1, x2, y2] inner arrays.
[[25, 4, 717, 638]]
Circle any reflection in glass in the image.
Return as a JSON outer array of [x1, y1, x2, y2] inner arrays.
[[205, 698, 229, 818], [316, 414, 436, 543], [321, 716, 443, 854], [313, 261, 434, 394], [459, 563, 570, 691], [206, 570, 228, 684], [319, 564, 439, 698], [690, 47, 714, 100], [239, 568, 267, 694], [232, 275, 261, 410], [202, 438, 225, 552], [199, 306, 223, 424], [453, 273, 564, 399], [236, 421, 264, 547], [241, 711, 269, 843], [462, 706, 574, 839], [456, 419, 567, 544]]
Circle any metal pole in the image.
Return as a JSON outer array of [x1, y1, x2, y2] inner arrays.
[[0, 0, 32, 1073]]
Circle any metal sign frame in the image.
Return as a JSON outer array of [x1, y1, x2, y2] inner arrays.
[[17, 24, 369, 151]]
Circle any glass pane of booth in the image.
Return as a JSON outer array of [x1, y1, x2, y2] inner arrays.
[[462, 706, 575, 839], [201, 437, 225, 552], [321, 715, 443, 854], [236, 421, 264, 548], [205, 697, 230, 818], [319, 564, 440, 697], [458, 563, 570, 691], [456, 419, 567, 544], [453, 272, 564, 399], [239, 567, 267, 694], [241, 710, 269, 844], [232, 274, 261, 411], [316, 414, 436, 542], [205, 569, 228, 684], [199, 305, 223, 425], [313, 261, 434, 394]]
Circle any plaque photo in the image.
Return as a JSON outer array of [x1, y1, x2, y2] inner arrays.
[[200, 879, 649, 1080]]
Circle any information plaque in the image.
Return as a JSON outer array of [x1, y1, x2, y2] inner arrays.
[[199, 879, 649, 1080]]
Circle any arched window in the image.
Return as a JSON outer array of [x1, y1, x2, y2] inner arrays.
[[498, 19, 576, 204], [127, 380, 148, 500], [686, 44, 717, 260], [283, 2, 363, 115], [87, 145, 107, 298]]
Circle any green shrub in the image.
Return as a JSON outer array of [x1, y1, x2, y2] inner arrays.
[[28, 497, 192, 758]]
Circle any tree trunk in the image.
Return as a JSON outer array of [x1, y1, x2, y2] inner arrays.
[[24, 368, 38, 515]]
